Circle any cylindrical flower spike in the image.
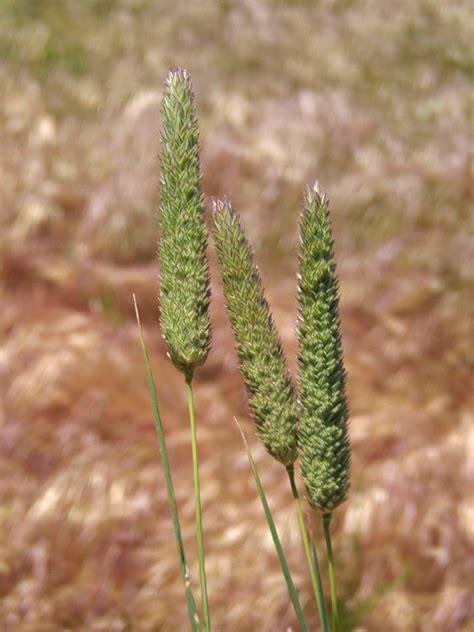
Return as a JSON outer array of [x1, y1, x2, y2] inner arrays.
[[159, 69, 211, 377], [213, 199, 298, 466], [297, 183, 351, 512]]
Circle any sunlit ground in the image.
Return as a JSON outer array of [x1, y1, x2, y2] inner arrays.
[[1, 1, 473, 630]]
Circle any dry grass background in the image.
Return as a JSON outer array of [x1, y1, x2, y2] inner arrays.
[[1, 1, 473, 630]]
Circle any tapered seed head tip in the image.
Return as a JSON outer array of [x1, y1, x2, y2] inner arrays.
[[166, 67, 189, 85], [212, 198, 233, 224], [312, 180, 322, 196], [212, 197, 228, 214], [163, 69, 195, 112], [307, 181, 327, 206]]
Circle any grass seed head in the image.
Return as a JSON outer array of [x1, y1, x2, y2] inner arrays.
[[297, 183, 351, 512], [212, 198, 298, 466], [158, 69, 211, 376]]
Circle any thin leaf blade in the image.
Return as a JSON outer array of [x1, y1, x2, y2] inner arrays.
[[235, 419, 310, 632], [134, 294, 200, 632]]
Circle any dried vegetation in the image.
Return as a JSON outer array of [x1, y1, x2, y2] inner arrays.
[[1, 1, 473, 630]]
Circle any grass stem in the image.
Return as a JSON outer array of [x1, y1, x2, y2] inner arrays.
[[286, 465, 329, 632], [323, 513, 339, 632], [185, 377, 211, 632], [133, 295, 200, 631]]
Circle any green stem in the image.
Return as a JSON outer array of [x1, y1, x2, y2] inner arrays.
[[323, 513, 338, 632], [287, 466, 330, 632], [134, 296, 200, 631], [185, 377, 211, 632]]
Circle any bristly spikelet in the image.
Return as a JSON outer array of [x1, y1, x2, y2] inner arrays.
[[158, 69, 211, 376], [212, 199, 297, 466], [297, 183, 351, 512]]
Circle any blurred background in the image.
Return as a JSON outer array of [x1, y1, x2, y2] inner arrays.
[[1, 1, 473, 630]]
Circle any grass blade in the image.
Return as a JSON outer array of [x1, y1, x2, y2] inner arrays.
[[133, 294, 200, 632], [235, 419, 310, 632]]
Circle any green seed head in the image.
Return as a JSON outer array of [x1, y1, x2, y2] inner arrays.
[[158, 69, 211, 376], [212, 199, 298, 466], [297, 183, 351, 512]]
